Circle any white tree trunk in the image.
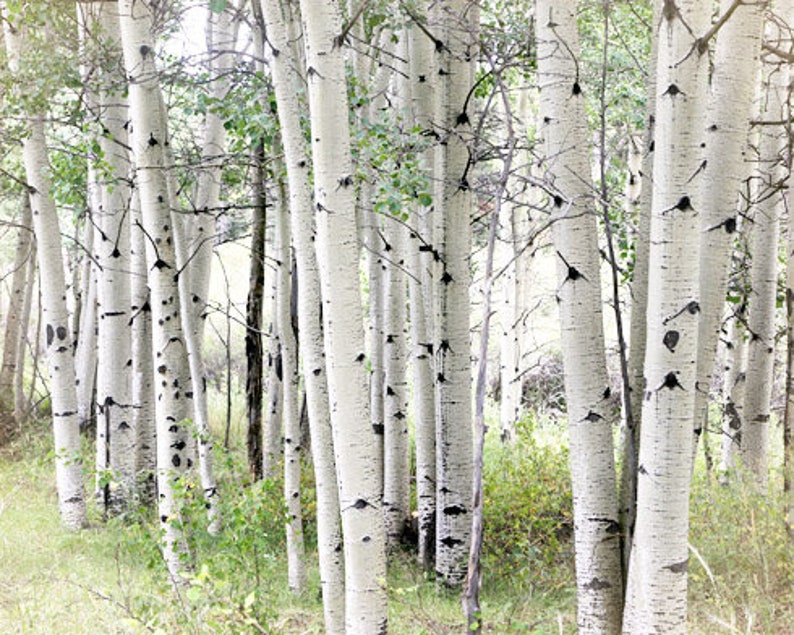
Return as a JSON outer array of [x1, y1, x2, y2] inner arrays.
[[0, 197, 33, 431], [14, 239, 36, 424], [300, 0, 388, 629], [536, 2, 623, 631], [623, 1, 710, 631], [1, 4, 88, 530], [407, 6, 437, 570], [720, 313, 747, 478], [693, 0, 764, 457], [272, 176, 306, 593], [382, 214, 410, 545], [118, 0, 192, 581], [130, 187, 156, 501], [740, 35, 788, 487], [90, 2, 135, 512], [258, 0, 345, 625], [431, 0, 476, 587]]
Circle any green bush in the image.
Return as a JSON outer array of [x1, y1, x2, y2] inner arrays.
[[482, 416, 574, 592]]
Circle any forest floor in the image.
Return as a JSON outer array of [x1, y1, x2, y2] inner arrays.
[[1, 420, 793, 634]]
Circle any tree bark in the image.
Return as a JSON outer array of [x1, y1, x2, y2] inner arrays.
[[623, 1, 710, 630], [536, 2, 623, 631], [431, 0, 477, 587], [300, 0, 388, 629], [118, 0, 193, 581], [2, 4, 89, 530]]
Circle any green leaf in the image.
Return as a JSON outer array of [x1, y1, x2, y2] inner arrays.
[[210, 0, 227, 13]]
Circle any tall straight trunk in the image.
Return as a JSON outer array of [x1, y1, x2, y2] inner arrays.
[[130, 188, 156, 502], [0, 196, 33, 440], [431, 0, 476, 588], [74, 221, 97, 433], [621, 2, 659, 577], [184, 1, 237, 344], [407, 4, 437, 571], [300, 0, 388, 629], [246, 141, 266, 480], [382, 214, 410, 546], [693, 0, 764, 459], [1, 4, 88, 530], [90, 2, 134, 512], [258, 0, 345, 626], [263, 249, 283, 480], [14, 239, 36, 425], [622, 1, 710, 631], [119, 0, 192, 580], [535, 2, 623, 631], [272, 174, 306, 593], [740, 39, 788, 488]]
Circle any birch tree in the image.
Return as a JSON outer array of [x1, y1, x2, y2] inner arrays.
[[1, 1, 88, 530], [299, 0, 388, 629], [0, 196, 32, 440], [259, 0, 345, 625], [118, 0, 192, 580], [623, 0, 711, 630], [535, 1, 623, 631], [431, 0, 476, 587]]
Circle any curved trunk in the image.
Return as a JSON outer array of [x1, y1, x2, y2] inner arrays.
[[1, 4, 88, 530]]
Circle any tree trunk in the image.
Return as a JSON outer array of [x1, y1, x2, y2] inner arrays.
[[14, 239, 36, 425], [300, 0, 388, 629], [0, 196, 33, 442], [118, 0, 193, 581], [536, 2, 623, 631], [431, 0, 477, 588], [740, 36, 787, 488], [1, 4, 89, 530], [622, 1, 710, 630], [692, 0, 764, 463], [407, 4, 437, 571], [258, 0, 346, 626]]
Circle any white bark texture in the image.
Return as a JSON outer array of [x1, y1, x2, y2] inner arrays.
[[693, 0, 764, 451], [299, 0, 388, 631], [273, 180, 306, 593], [118, 0, 192, 580], [130, 188, 156, 501], [1, 5, 88, 530], [259, 0, 345, 626], [407, 9, 437, 570], [536, 2, 623, 631], [0, 197, 33, 433], [92, 2, 134, 512], [431, 0, 476, 587], [720, 315, 747, 477], [74, 224, 97, 433], [14, 240, 36, 424], [623, 1, 710, 632], [740, 33, 788, 487], [382, 215, 410, 546]]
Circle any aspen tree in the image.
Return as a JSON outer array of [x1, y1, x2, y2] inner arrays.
[[1, 2, 88, 530], [407, 2, 437, 570], [299, 0, 388, 629], [693, 0, 764, 459], [536, 1, 623, 631], [118, 0, 192, 580], [623, 0, 711, 630], [741, 23, 789, 488], [431, 0, 477, 587], [0, 197, 32, 438], [258, 0, 345, 625]]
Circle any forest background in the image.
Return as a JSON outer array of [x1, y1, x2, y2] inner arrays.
[[0, 0, 793, 634]]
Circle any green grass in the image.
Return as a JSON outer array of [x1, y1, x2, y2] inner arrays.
[[2, 413, 792, 634]]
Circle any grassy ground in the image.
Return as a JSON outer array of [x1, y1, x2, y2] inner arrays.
[[1, 417, 793, 634]]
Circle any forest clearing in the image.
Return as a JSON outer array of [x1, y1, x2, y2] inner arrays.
[[1, 0, 794, 633]]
